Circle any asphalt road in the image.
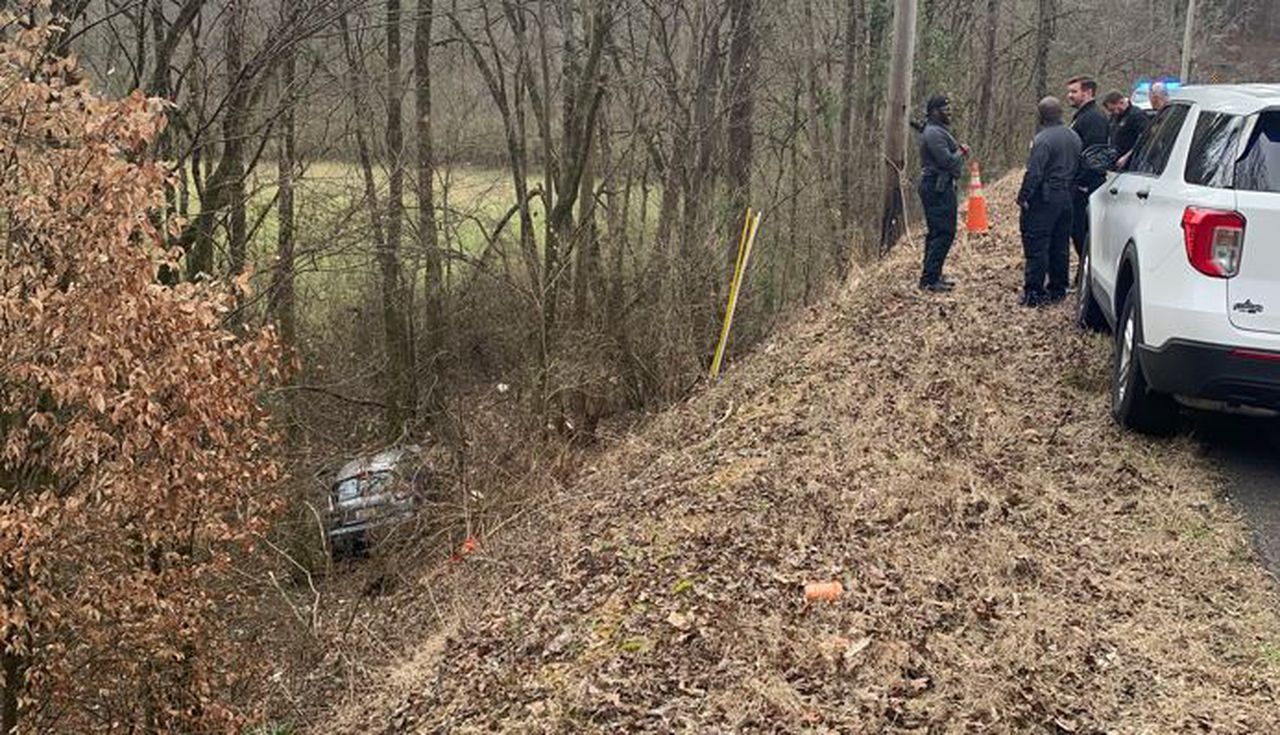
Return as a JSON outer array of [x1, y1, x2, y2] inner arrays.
[[1191, 412, 1280, 576]]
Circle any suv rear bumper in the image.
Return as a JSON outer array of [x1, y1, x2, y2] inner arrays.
[[1138, 339, 1280, 410]]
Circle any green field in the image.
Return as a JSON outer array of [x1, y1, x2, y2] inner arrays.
[[172, 159, 775, 335], [175, 161, 558, 327], [229, 161, 672, 324]]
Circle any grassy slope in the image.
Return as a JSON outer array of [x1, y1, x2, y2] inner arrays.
[[322, 173, 1280, 734]]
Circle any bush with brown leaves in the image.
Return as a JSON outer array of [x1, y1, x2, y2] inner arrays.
[[0, 9, 281, 733]]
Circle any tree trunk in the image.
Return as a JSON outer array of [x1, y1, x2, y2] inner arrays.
[[225, 0, 247, 279], [415, 0, 445, 419], [1180, 0, 1197, 82], [339, 14, 386, 252], [2, 643, 23, 735], [680, 7, 722, 264], [146, 0, 206, 99], [1, 563, 27, 735], [573, 120, 598, 323], [1033, 0, 1053, 102], [575, 2, 608, 315], [270, 2, 297, 354], [599, 108, 626, 329], [838, 0, 861, 248], [384, 0, 418, 438], [185, 0, 248, 282], [879, 0, 918, 255], [726, 0, 756, 227], [975, 0, 998, 150]]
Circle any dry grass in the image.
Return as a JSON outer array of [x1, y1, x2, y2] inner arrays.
[[319, 174, 1280, 734]]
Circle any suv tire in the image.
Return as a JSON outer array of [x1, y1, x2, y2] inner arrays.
[[1076, 238, 1108, 332], [1111, 283, 1178, 435]]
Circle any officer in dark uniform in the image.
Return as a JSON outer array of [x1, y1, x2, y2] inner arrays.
[[1101, 90, 1150, 169], [1065, 75, 1109, 258], [917, 94, 970, 292], [1017, 97, 1082, 306]]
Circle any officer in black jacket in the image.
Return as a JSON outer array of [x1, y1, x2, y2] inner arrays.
[[917, 94, 970, 292], [1102, 90, 1149, 168], [1065, 75, 1109, 258], [1018, 97, 1082, 306]]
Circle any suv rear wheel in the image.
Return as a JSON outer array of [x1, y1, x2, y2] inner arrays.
[[1076, 238, 1107, 332], [1112, 283, 1178, 435]]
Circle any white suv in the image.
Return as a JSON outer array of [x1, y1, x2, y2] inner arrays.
[[1077, 84, 1280, 434]]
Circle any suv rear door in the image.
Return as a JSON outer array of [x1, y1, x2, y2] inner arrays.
[[1229, 111, 1280, 334], [1098, 104, 1191, 299]]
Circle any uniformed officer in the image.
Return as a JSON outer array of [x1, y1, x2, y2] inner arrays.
[[917, 94, 970, 292], [1017, 97, 1082, 306], [1102, 89, 1150, 169]]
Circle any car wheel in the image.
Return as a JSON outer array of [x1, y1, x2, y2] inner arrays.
[[330, 532, 368, 561], [329, 534, 350, 561], [1111, 283, 1178, 435], [1076, 238, 1108, 332]]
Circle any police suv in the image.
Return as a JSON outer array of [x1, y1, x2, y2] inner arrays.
[[1077, 84, 1280, 434]]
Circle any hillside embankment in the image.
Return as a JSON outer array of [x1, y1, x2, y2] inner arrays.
[[323, 174, 1280, 734]]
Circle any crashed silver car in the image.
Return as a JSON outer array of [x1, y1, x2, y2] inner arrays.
[[327, 445, 427, 558]]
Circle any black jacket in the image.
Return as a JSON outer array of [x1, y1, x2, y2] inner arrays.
[[1019, 122, 1083, 207], [1110, 102, 1150, 158], [919, 120, 964, 191], [1071, 99, 1110, 191]]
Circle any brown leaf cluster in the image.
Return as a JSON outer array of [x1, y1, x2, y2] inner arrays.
[[0, 8, 281, 733]]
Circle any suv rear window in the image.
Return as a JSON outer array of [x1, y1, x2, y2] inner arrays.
[[1235, 112, 1280, 193], [1185, 111, 1245, 187], [1129, 104, 1190, 176]]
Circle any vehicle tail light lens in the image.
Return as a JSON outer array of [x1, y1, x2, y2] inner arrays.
[[1182, 207, 1245, 278], [1230, 349, 1280, 363]]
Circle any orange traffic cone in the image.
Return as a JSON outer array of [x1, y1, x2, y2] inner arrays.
[[966, 161, 990, 235]]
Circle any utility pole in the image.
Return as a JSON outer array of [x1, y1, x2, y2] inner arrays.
[[1180, 0, 1197, 82]]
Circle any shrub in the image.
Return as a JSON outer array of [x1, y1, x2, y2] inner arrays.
[[0, 11, 282, 732]]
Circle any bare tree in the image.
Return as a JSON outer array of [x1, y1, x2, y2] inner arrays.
[[879, 0, 917, 254], [384, 0, 418, 437], [225, 0, 248, 279], [726, 0, 757, 274], [1033, 0, 1054, 100], [416, 0, 445, 419], [1180, 0, 1197, 81], [975, 0, 999, 146], [271, 0, 299, 353], [183, 0, 251, 281], [838, 0, 861, 248]]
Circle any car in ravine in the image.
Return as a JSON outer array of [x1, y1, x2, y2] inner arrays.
[[326, 445, 429, 558]]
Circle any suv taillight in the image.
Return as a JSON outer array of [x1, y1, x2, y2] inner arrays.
[[1182, 207, 1245, 278]]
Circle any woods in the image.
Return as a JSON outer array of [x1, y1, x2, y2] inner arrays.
[[45, 0, 1273, 443], [0, 0, 1276, 730]]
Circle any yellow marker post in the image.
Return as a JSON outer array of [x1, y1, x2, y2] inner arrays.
[[710, 208, 762, 380]]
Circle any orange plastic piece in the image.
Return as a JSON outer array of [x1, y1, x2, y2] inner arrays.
[[966, 160, 990, 235], [804, 581, 844, 602]]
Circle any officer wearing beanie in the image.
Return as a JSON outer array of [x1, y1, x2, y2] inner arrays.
[[917, 94, 970, 292]]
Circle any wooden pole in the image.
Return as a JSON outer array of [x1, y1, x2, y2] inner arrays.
[[1180, 0, 1197, 83], [711, 210, 763, 380]]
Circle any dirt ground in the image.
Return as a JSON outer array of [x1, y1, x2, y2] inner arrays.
[[321, 174, 1280, 734]]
